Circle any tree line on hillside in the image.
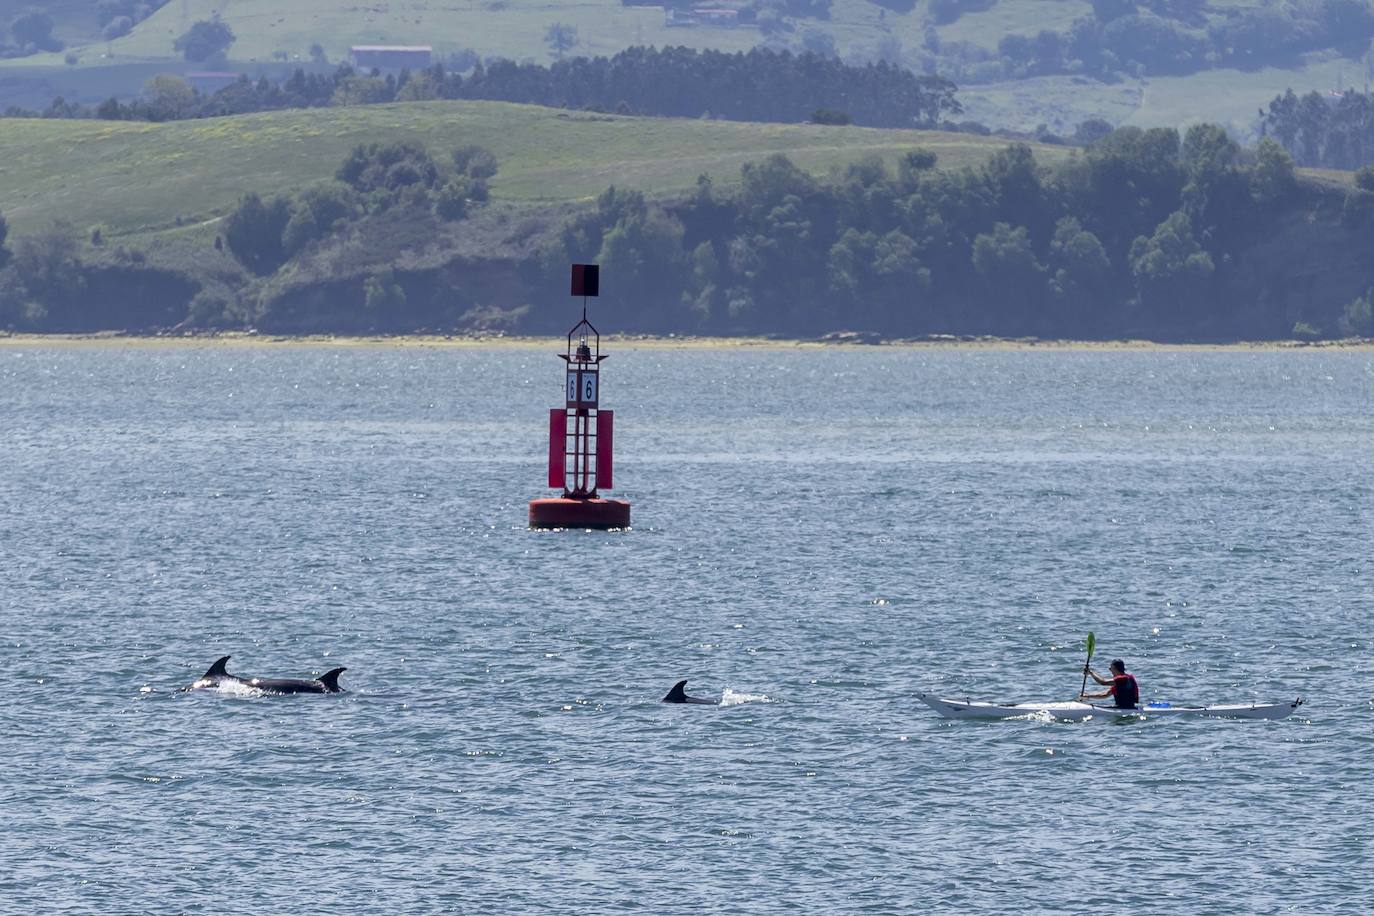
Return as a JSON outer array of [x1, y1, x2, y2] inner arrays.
[[4, 124, 1374, 340], [444, 46, 959, 126], [3, 46, 960, 130], [1260, 87, 1374, 168]]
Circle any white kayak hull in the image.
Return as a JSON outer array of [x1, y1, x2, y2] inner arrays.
[[915, 692, 1303, 721]]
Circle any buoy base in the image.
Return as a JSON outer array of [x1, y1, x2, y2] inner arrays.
[[529, 497, 631, 530]]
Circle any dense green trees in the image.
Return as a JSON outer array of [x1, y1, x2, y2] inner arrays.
[[6, 47, 960, 132], [224, 193, 292, 275], [219, 142, 496, 275], [1056, 127, 1183, 261], [142, 75, 197, 121], [1251, 138, 1298, 206], [432, 181, 471, 221], [337, 142, 440, 195], [558, 187, 689, 326], [1047, 217, 1112, 329], [973, 223, 1041, 320], [9, 10, 63, 53], [1261, 88, 1374, 169], [363, 269, 406, 312], [458, 46, 959, 127], [432, 148, 495, 222], [283, 185, 357, 255], [3, 221, 85, 325], [331, 75, 392, 106], [1128, 210, 1214, 318], [452, 146, 498, 180], [534, 125, 1329, 340], [1179, 122, 1247, 241], [1339, 290, 1374, 335], [174, 18, 235, 63]]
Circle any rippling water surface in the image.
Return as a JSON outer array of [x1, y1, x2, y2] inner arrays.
[[2, 343, 1371, 912]]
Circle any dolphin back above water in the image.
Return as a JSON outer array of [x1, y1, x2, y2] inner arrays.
[[187, 656, 347, 695], [663, 679, 718, 705]]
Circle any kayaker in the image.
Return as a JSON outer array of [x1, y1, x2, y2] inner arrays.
[[1081, 658, 1139, 708]]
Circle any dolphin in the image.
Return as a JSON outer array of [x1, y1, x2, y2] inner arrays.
[[662, 679, 718, 705], [185, 656, 347, 695]]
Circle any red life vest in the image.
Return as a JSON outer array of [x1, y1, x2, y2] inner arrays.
[[1110, 673, 1140, 708]]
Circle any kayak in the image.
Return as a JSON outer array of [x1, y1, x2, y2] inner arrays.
[[915, 692, 1303, 721]]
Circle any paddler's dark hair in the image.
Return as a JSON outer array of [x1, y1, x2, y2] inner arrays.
[[1110, 658, 1125, 673]]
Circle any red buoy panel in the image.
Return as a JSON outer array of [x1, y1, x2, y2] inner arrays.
[[595, 410, 613, 490], [547, 408, 566, 489]]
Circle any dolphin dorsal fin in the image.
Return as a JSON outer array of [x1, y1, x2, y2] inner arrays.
[[203, 656, 231, 678], [664, 679, 689, 703], [318, 667, 347, 692]]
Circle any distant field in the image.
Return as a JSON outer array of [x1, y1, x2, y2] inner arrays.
[[0, 0, 1071, 68], [0, 0, 1360, 140], [0, 99, 1071, 237], [0, 0, 1285, 74], [961, 55, 1357, 139], [13, 0, 1294, 71], [4, 0, 764, 68], [937, 0, 1089, 50]]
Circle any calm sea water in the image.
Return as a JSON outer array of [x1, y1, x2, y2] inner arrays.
[[1, 343, 1370, 913]]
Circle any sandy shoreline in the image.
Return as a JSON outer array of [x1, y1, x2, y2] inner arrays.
[[0, 331, 1371, 351]]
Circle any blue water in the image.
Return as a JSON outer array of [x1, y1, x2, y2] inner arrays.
[[2, 343, 1370, 912]]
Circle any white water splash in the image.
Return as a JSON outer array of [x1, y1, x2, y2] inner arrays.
[[1009, 709, 1058, 724], [202, 680, 267, 699], [720, 689, 771, 706]]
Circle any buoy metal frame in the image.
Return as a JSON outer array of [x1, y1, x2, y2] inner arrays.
[[529, 267, 631, 530]]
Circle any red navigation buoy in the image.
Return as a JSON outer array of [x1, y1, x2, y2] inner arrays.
[[529, 264, 632, 530]]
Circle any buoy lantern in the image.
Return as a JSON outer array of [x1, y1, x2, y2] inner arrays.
[[528, 264, 632, 530]]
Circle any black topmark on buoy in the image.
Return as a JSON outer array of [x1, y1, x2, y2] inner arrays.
[[528, 264, 631, 530]]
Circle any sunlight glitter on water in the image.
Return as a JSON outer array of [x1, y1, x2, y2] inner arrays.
[[1, 345, 1370, 913]]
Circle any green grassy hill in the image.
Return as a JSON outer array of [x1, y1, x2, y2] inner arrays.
[[0, 99, 1071, 238], [0, 0, 1366, 146], [0, 92, 1363, 340]]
